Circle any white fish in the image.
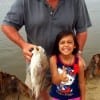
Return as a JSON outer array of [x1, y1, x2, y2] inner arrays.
[[25, 46, 49, 99]]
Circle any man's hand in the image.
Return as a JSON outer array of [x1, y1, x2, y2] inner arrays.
[[22, 42, 37, 63]]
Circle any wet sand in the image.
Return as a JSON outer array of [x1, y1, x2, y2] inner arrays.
[[86, 77, 100, 100]]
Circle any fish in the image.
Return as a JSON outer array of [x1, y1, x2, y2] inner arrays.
[[25, 46, 49, 99], [0, 71, 31, 99], [85, 54, 100, 79]]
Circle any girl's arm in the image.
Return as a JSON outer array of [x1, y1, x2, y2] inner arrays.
[[49, 55, 67, 85], [78, 57, 86, 100]]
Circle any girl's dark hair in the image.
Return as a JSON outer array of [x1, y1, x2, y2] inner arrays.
[[51, 30, 79, 55]]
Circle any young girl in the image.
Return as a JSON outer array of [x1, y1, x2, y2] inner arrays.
[[49, 31, 86, 100]]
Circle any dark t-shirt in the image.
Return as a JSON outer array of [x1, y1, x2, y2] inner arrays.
[[3, 0, 91, 55]]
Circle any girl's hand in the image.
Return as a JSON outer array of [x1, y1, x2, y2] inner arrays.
[[59, 66, 68, 82]]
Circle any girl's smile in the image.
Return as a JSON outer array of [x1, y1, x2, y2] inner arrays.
[[59, 35, 75, 56]]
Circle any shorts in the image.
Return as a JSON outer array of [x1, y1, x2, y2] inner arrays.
[[52, 97, 80, 100]]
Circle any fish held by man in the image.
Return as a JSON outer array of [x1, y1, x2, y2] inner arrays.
[[25, 46, 49, 99]]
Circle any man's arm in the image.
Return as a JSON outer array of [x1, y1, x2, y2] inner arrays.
[[2, 25, 26, 48], [76, 31, 87, 53], [1, 25, 35, 62]]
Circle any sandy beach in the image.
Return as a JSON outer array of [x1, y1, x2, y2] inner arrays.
[[86, 77, 100, 100]]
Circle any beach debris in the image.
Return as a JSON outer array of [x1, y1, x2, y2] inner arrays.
[[25, 46, 49, 99]]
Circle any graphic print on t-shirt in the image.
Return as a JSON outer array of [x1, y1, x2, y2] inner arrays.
[[57, 66, 76, 96]]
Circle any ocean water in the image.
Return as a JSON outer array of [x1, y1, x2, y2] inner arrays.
[[0, 0, 100, 81]]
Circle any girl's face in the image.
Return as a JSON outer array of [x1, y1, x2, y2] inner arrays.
[[58, 35, 75, 56]]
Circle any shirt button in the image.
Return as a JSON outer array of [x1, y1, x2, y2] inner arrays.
[[50, 11, 53, 15]]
